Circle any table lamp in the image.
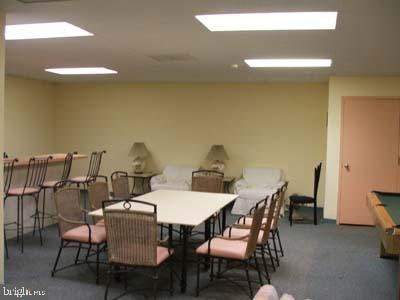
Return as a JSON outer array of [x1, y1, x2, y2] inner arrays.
[[206, 144, 229, 172], [129, 142, 149, 174]]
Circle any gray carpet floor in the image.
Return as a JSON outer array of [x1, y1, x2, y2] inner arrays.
[[3, 210, 398, 300]]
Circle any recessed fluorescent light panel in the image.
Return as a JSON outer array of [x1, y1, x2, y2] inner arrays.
[[45, 68, 117, 75], [245, 59, 332, 68], [5, 22, 93, 40], [195, 12, 337, 31]]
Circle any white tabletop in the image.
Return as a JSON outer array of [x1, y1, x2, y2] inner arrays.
[[89, 189, 238, 227]]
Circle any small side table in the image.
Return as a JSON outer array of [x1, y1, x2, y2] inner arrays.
[[130, 172, 158, 195], [223, 176, 236, 193]]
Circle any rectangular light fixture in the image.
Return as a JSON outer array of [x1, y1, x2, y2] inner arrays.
[[45, 67, 118, 75], [245, 59, 332, 68], [5, 22, 93, 40], [195, 12, 337, 31]]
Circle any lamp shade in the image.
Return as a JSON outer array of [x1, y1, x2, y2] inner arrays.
[[129, 142, 149, 159], [206, 145, 229, 161]]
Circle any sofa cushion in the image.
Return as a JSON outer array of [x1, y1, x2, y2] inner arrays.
[[151, 182, 191, 191], [243, 168, 282, 187], [163, 165, 196, 183]]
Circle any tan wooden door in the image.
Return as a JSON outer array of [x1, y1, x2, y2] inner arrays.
[[339, 97, 400, 225]]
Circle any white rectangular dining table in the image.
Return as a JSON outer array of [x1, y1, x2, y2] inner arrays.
[[89, 189, 238, 292]]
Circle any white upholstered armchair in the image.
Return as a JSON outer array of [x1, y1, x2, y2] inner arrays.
[[150, 165, 197, 191], [231, 168, 285, 215]]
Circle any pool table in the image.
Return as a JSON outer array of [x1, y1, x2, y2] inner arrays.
[[367, 191, 400, 257]]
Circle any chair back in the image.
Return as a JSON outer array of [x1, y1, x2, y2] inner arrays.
[[259, 191, 279, 244], [88, 180, 109, 211], [60, 152, 74, 181], [54, 182, 83, 236], [111, 171, 131, 199], [4, 158, 18, 196], [192, 170, 224, 193], [86, 150, 106, 179], [313, 163, 322, 201], [244, 201, 266, 258], [103, 199, 158, 266], [272, 182, 288, 229], [24, 156, 52, 190]]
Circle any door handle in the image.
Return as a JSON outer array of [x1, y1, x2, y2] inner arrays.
[[344, 163, 350, 170]]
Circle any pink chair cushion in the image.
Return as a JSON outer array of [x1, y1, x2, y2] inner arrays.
[[157, 246, 174, 265], [62, 225, 106, 244], [71, 176, 88, 183], [42, 180, 58, 188], [8, 187, 40, 195], [224, 227, 266, 245], [196, 238, 248, 260]]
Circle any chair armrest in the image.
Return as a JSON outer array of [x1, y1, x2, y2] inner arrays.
[[234, 178, 248, 193], [207, 233, 249, 255]]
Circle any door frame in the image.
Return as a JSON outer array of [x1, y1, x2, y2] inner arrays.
[[337, 96, 400, 224]]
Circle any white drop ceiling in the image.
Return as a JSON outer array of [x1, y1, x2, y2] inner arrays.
[[1, 0, 400, 82]]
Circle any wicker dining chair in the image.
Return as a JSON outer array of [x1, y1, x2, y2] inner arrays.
[[191, 170, 224, 235], [195, 199, 266, 298], [40, 152, 74, 229], [7, 156, 52, 253], [51, 181, 106, 284], [103, 199, 174, 300], [87, 175, 109, 225], [3, 157, 18, 259], [70, 150, 106, 209], [110, 171, 131, 199]]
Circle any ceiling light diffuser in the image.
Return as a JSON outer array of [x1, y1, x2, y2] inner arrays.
[[245, 59, 332, 68], [195, 12, 337, 31], [5, 22, 93, 40], [45, 67, 117, 75]]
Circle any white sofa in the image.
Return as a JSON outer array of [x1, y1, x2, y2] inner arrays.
[[231, 167, 285, 215], [150, 165, 197, 191]]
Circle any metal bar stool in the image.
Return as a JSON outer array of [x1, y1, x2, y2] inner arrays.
[[40, 152, 74, 229], [7, 156, 52, 253], [4, 156, 18, 259], [70, 151, 106, 210]]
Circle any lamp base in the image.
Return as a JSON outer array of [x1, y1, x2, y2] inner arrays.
[[211, 161, 225, 172], [132, 157, 146, 174]]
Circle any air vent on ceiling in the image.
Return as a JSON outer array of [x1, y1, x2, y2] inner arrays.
[[17, 0, 72, 3], [147, 53, 196, 63]]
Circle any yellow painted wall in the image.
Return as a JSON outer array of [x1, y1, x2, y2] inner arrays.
[[324, 76, 400, 219], [4, 76, 56, 157], [55, 82, 328, 206], [0, 11, 5, 284]]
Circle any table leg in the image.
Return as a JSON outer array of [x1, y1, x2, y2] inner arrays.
[[180, 225, 188, 293], [168, 224, 173, 247], [131, 177, 137, 195], [204, 218, 211, 270], [222, 206, 227, 231]]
